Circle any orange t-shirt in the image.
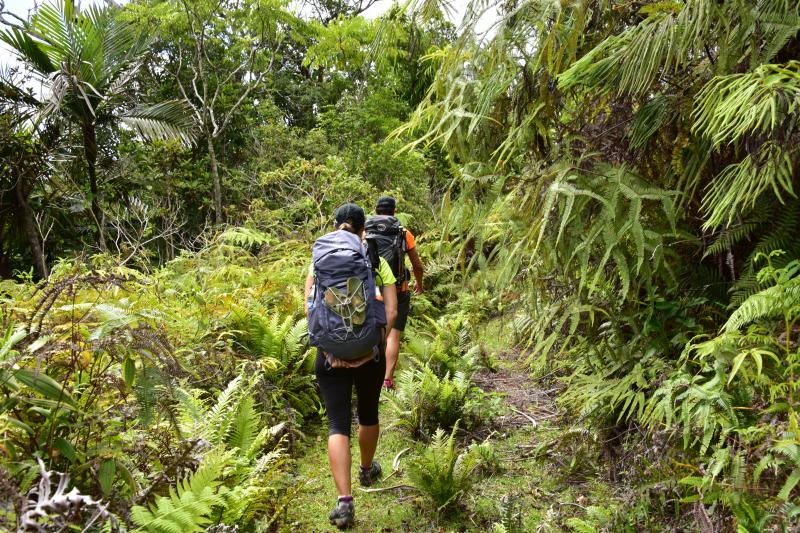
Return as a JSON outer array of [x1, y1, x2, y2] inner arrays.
[[400, 230, 416, 292]]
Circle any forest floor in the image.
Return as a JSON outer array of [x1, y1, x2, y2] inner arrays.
[[283, 347, 621, 532]]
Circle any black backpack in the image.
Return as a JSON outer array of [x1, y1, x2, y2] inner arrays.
[[365, 215, 406, 287]]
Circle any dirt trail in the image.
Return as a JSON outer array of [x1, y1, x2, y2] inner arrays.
[[473, 359, 560, 430], [284, 350, 581, 532]]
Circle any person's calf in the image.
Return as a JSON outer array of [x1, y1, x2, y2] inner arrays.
[[384, 329, 402, 382], [327, 434, 352, 497], [357, 424, 380, 468]]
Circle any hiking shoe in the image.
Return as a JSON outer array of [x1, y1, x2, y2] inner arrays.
[[329, 496, 354, 529], [382, 379, 395, 391], [359, 461, 382, 487]]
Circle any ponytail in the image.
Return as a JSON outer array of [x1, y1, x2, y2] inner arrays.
[[337, 221, 356, 233]]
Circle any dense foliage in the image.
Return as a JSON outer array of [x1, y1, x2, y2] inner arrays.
[[401, 0, 800, 529], [1, 0, 799, 530]]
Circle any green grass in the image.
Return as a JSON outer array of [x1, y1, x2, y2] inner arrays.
[[281, 314, 671, 532], [283, 394, 627, 532]]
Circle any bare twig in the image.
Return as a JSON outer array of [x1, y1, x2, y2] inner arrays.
[[508, 406, 538, 428], [357, 484, 417, 493]]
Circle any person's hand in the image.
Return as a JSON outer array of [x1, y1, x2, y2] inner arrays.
[[414, 284, 423, 296]]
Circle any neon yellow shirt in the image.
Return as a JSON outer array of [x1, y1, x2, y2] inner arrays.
[[309, 256, 396, 287]]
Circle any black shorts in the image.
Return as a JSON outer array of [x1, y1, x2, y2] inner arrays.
[[394, 290, 411, 332], [315, 350, 386, 437]]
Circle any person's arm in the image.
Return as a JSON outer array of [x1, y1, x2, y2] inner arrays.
[[304, 272, 314, 316], [407, 247, 424, 295], [382, 284, 397, 331]]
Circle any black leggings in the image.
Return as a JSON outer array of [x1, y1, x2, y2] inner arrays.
[[315, 350, 385, 437]]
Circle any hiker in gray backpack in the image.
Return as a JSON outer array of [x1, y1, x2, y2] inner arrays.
[[366, 196, 424, 390], [304, 203, 397, 529]]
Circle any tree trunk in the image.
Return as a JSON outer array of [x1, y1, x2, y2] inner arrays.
[[15, 178, 47, 278], [83, 124, 105, 250], [207, 132, 223, 225], [0, 221, 11, 280]]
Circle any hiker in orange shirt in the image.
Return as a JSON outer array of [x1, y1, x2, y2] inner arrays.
[[365, 196, 424, 390]]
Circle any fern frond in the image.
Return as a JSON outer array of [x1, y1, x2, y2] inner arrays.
[[724, 274, 800, 332], [629, 94, 676, 151], [701, 143, 797, 230], [692, 61, 800, 149], [227, 395, 260, 453], [131, 451, 232, 533], [559, 0, 717, 97], [174, 387, 208, 436], [205, 375, 245, 445]]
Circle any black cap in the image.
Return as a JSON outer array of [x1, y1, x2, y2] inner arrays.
[[376, 195, 396, 211], [334, 203, 366, 232]]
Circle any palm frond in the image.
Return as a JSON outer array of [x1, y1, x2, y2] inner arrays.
[[0, 27, 57, 75], [122, 100, 197, 145]]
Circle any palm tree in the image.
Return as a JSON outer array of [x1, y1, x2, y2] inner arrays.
[[0, 0, 195, 250]]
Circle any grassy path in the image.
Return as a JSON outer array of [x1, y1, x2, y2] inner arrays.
[[282, 353, 620, 532]]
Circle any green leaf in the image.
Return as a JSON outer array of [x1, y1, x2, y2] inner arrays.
[[26, 335, 52, 354], [7, 417, 33, 435], [14, 369, 77, 408], [117, 461, 139, 493], [123, 356, 136, 388], [98, 459, 116, 496], [678, 475, 706, 487], [0, 325, 26, 360], [728, 352, 747, 384], [54, 437, 77, 463], [778, 468, 800, 501]]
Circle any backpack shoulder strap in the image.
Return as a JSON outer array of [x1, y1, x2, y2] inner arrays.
[[368, 242, 386, 286], [366, 239, 380, 272]]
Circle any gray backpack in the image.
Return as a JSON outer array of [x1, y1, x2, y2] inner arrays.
[[308, 230, 386, 360]]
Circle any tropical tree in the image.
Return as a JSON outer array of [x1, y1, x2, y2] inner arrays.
[[0, 106, 57, 278], [131, 0, 292, 225], [0, 0, 195, 250]]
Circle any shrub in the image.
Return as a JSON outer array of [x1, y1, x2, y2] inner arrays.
[[232, 310, 319, 421], [389, 367, 500, 439], [407, 422, 480, 513], [403, 314, 483, 379]]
